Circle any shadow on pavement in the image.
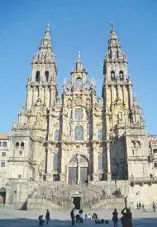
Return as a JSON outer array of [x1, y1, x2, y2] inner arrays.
[[0, 217, 157, 227]]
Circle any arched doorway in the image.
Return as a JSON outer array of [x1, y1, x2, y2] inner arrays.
[[0, 187, 6, 204], [68, 155, 89, 184]]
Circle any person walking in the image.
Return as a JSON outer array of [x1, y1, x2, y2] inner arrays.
[[45, 209, 50, 224], [70, 209, 75, 226], [153, 202, 156, 212], [112, 209, 118, 227]]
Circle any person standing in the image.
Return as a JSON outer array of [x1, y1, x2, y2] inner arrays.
[[70, 209, 75, 226], [121, 207, 132, 227], [112, 209, 118, 227], [45, 209, 50, 224]]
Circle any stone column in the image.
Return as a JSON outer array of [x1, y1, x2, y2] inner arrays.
[[106, 141, 111, 181], [92, 143, 99, 181], [128, 84, 133, 109], [60, 144, 66, 182]]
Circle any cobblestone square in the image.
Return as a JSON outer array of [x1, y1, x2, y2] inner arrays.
[[0, 208, 156, 227]]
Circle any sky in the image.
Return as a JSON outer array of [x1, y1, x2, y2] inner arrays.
[[0, 0, 157, 134]]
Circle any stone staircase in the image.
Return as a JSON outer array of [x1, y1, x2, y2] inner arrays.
[[27, 181, 125, 210]]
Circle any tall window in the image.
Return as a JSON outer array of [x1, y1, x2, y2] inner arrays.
[[98, 154, 104, 171], [36, 71, 40, 82], [3, 142, 7, 147], [16, 142, 19, 149], [1, 162, 5, 167], [53, 154, 60, 171], [21, 142, 24, 149], [75, 108, 83, 121], [111, 70, 115, 81], [137, 141, 141, 148], [75, 126, 83, 141], [45, 71, 49, 82], [119, 70, 124, 80], [97, 129, 102, 140], [54, 130, 59, 141], [75, 78, 83, 90]]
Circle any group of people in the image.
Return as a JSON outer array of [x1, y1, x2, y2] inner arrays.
[[70, 209, 102, 225], [71, 207, 132, 227], [38, 209, 50, 226], [136, 203, 146, 211]]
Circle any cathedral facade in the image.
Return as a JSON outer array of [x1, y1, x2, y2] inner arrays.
[[5, 25, 157, 209]]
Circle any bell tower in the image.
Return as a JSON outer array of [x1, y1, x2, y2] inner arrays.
[[103, 25, 133, 137], [26, 24, 58, 110]]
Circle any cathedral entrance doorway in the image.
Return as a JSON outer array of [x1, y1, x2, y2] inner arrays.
[[73, 197, 81, 210], [68, 155, 89, 184]]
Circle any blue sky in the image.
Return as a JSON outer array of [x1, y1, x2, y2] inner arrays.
[[0, 0, 157, 134]]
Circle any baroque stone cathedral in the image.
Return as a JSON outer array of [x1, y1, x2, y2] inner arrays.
[[5, 25, 157, 209]]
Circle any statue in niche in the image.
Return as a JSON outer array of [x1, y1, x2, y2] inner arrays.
[[67, 99, 72, 108], [117, 112, 123, 123], [62, 80, 67, 93], [13, 121, 17, 129], [75, 78, 83, 90]]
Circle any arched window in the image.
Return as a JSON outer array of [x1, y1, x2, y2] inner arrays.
[[53, 154, 60, 171], [75, 126, 83, 141], [131, 141, 136, 148], [54, 130, 59, 141], [36, 71, 40, 82], [21, 142, 24, 149], [45, 71, 49, 82], [79, 156, 88, 163], [75, 77, 83, 90], [119, 70, 124, 80], [136, 141, 141, 148], [16, 142, 19, 149], [98, 154, 104, 170], [75, 108, 83, 121], [97, 129, 103, 140], [111, 70, 115, 81]]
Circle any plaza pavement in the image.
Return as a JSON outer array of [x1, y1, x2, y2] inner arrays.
[[0, 207, 156, 227]]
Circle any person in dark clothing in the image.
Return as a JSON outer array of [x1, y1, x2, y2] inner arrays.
[[70, 209, 75, 226], [38, 215, 44, 226], [92, 213, 98, 220], [121, 207, 132, 227], [153, 202, 156, 212], [45, 209, 50, 224], [142, 204, 146, 212], [112, 209, 118, 227]]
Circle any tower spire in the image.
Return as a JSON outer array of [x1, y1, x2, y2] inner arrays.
[[104, 24, 127, 62], [39, 24, 52, 52], [32, 24, 56, 64]]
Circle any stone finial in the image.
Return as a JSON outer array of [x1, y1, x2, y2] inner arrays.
[[110, 23, 117, 39], [77, 51, 81, 61], [76, 51, 83, 72]]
